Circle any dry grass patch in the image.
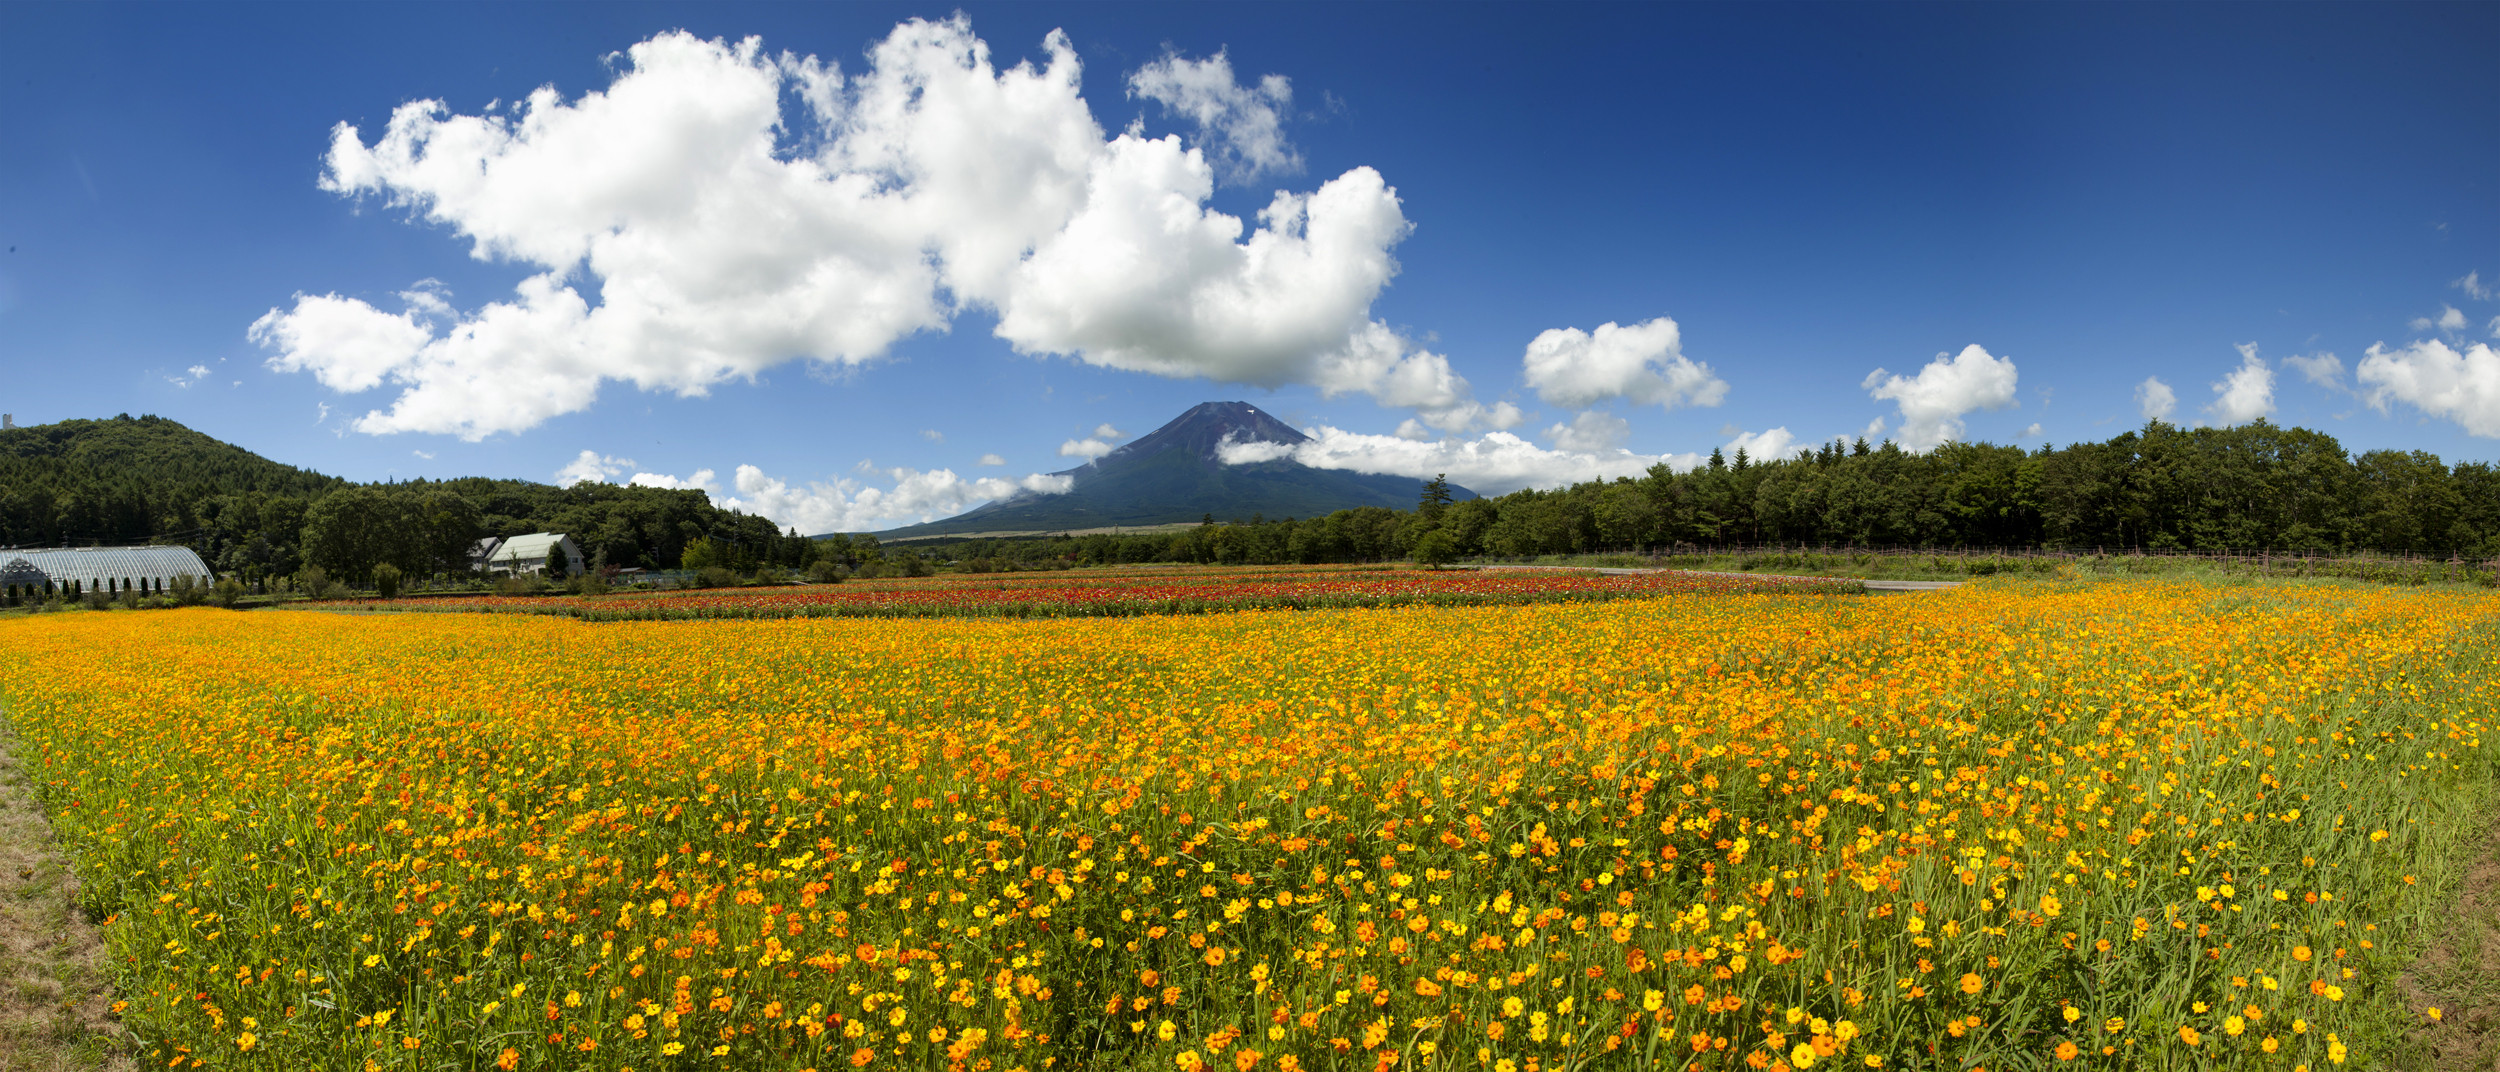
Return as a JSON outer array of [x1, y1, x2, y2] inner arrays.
[[2397, 807, 2500, 1070], [0, 714, 129, 1072]]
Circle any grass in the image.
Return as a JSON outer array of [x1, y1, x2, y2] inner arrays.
[[0, 714, 130, 1072]]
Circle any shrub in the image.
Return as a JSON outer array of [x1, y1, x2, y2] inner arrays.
[[1411, 529, 1461, 569], [373, 563, 403, 600], [806, 560, 846, 584], [494, 573, 548, 597], [296, 566, 346, 601], [694, 566, 742, 589]]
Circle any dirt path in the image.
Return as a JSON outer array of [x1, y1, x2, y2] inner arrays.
[[0, 715, 130, 1072], [2397, 813, 2500, 1069]]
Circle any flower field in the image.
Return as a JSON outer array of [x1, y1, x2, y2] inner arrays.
[[355, 567, 1855, 622], [1, 581, 2496, 1071]]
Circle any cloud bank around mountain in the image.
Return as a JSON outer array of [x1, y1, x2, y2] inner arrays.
[[623, 463, 1072, 534], [1219, 424, 1707, 496], [252, 19, 1511, 439]]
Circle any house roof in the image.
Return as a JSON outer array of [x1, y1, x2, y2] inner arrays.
[[486, 532, 572, 565]]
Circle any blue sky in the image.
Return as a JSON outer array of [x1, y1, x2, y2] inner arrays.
[[4, 3, 2497, 532]]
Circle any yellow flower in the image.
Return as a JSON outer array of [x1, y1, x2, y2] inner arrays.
[[1791, 1042, 1818, 1069]]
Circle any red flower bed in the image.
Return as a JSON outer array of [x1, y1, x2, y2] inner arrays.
[[357, 567, 1857, 622]]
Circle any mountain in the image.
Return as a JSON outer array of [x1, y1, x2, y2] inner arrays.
[[873, 401, 1472, 538]]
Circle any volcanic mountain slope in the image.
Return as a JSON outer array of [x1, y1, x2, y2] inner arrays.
[[874, 402, 1473, 538]]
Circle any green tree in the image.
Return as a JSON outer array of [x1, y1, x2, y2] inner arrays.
[[679, 537, 720, 571], [1418, 474, 1456, 519], [372, 562, 403, 599], [546, 540, 573, 578], [299, 486, 411, 586], [411, 490, 483, 577], [1410, 528, 1460, 569]]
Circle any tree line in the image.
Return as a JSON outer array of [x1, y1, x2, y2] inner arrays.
[[0, 415, 822, 586], [8, 414, 2495, 583], [914, 420, 2500, 567]]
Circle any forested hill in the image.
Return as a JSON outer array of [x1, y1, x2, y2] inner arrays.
[[0, 415, 811, 582], [0, 414, 344, 545]]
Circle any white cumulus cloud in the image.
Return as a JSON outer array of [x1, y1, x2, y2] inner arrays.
[[2204, 343, 2276, 426], [628, 468, 718, 493], [2281, 352, 2345, 389], [556, 450, 636, 485], [1058, 423, 1127, 459], [1128, 50, 1299, 184], [1861, 344, 2018, 451], [2410, 304, 2470, 335], [252, 20, 1462, 439], [976, 453, 1006, 466], [1220, 425, 1697, 496], [2456, 271, 2492, 301], [1520, 317, 1726, 411], [1724, 426, 1797, 462], [2356, 338, 2500, 437], [2135, 377, 2177, 420], [1543, 410, 1629, 452]]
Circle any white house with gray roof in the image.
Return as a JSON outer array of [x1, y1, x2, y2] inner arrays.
[[471, 532, 584, 577]]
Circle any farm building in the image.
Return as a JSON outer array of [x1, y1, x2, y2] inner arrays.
[[473, 532, 584, 577], [0, 545, 214, 596]]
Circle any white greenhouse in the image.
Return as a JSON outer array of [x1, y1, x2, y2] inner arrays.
[[0, 545, 214, 596]]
